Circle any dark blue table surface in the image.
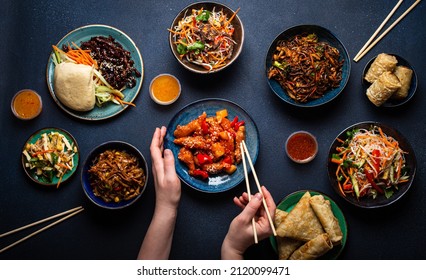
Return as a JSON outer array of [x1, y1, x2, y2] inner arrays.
[[1, 0, 425, 260]]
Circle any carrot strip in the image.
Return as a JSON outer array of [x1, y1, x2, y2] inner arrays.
[[31, 149, 55, 157], [114, 96, 136, 107]]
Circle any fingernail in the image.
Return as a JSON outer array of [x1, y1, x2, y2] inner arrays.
[[254, 193, 262, 200]]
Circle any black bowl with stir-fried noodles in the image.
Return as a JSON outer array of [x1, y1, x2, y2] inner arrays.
[[266, 25, 350, 107], [169, 2, 244, 74], [81, 141, 148, 209]]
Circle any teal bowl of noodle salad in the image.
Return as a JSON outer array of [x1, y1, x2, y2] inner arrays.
[[81, 141, 148, 209], [169, 1, 244, 74]]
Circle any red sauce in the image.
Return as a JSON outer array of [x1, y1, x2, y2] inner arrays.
[[286, 132, 317, 162]]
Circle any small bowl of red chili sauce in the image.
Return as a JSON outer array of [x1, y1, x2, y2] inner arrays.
[[285, 131, 318, 163]]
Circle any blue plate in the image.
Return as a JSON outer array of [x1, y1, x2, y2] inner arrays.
[[164, 98, 260, 193], [46, 24, 144, 121], [266, 25, 350, 107], [81, 141, 148, 209], [362, 54, 417, 107], [270, 190, 347, 259]]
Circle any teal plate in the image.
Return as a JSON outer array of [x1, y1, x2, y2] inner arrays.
[[46, 24, 144, 121], [270, 190, 348, 259], [21, 127, 80, 187], [164, 98, 260, 193]]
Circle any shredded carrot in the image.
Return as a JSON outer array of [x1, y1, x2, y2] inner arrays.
[[57, 163, 71, 170], [114, 96, 136, 107], [331, 157, 343, 165], [31, 149, 55, 157], [225, 7, 240, 26]]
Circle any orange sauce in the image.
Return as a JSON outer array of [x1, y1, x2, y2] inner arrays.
[[12, 90, 42, 119], [150, 74, 180, 103]]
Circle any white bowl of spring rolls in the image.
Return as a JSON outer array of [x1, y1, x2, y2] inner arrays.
[[270, 190, 347, 260], [362, 53, 417, 107]]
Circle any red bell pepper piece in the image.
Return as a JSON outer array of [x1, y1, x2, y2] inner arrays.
[[196, 153, 213, 164], [234, 120, 245, 130], [192, 169, 209, 180], [343, 183, 352, 191], [371, 149, 381, 175], [201, 119, 209, 134], [223, 156, 233, 165], [365, 169, 384, 194], [230, 116, 238, 127]]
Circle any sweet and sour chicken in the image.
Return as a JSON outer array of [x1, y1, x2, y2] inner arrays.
[[173, 109, 245, 180]]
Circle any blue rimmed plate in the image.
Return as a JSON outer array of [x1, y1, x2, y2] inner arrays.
[[21, 127, 79, 187], [266, 25, 350, 107], [270, 190, 347, 259], [164, 98, 260, 193], [46, 24, 144, 121]]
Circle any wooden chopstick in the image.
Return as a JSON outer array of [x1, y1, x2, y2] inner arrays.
[[241, 140, 277, 236], [354, 0, 421, 62], [240, 142, 258, 244], [0, 206, 84, 254], [0, 206, 83, 238], [353, 0, 403, 61]]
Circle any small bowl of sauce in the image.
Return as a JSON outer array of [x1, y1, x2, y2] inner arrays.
[[149, 74, 181, 105], [285, 131, 318, 163], [11, 89, 42, 120]]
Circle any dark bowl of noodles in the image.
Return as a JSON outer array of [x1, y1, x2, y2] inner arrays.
[[81, 141, 148, 209], [169, 1, 244, 74], [266, 25, 350, 107]]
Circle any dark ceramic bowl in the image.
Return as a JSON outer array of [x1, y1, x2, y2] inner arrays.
[[169, 1, 244, 74], [266, 25, 350, 107], [362, 54, 417, 107], [81, 141, 148, 209], [327, 122, 416, 208]]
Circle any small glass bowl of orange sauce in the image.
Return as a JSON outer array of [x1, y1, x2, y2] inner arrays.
[[285, 131, 318, 163], [11, 89, 43, 120], [149, 74, 181, 105]]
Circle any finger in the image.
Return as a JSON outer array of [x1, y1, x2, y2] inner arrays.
[[233, 196, 246, 209], [238, 193, 263, 223], [241, 192, 250, 202], [150, 128, 164, 175], [163, 149, 176, 173], [261, 186, 276, 211], [159, 126, 167, 151], [150, 127, 161, 155]]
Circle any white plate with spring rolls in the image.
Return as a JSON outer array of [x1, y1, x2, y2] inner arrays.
[[270, 190, 347, 260], [362, 53, 417, 107]]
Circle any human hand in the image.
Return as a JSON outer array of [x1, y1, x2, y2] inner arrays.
[[150, 126, 181, 212], [221, 186, 276, 260]]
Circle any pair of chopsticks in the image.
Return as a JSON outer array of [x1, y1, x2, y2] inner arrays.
[[353, 0, 421, 62], [0, 206, 84, 254], [240, 140, 276, 244]]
